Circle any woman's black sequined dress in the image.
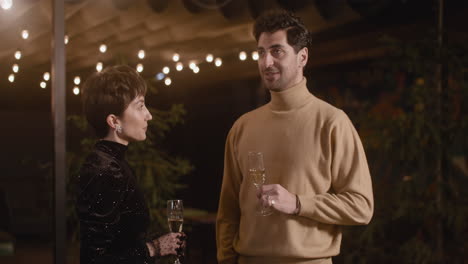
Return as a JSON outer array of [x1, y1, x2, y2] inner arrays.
[[76, 140, 153, 264]]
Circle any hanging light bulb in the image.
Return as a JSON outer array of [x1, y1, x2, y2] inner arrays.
[[73, 86, 80, 95], [64, 35, 69, 45], [74, 76, 81, 85], [99, 44, 107, 53], [206, 54, 214, 63], [172, 53, 180, 62], [8, 73, 14, 82], [215, 58, 222, 67], [189, 61, 197, 70], [162, 66, 170, 74], [156, 73, 165, 81], [176, 62, 183, 71], [40, 81, 47, 89], [138, 50, 145, 59], [239, 51, 247, 61], [14, 50, 21, 60], [251, 51, 259, 61], [12, 64, 19, 73], [43, 72, 50, 81], [193, 66, 200, 74], [164, 77, 172, 86], [1, 0, 12, 10], [96, 62, 103, 72], [21, 30, 29, 40], [136, 63, 144, 73]]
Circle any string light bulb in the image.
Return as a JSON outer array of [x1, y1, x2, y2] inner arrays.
[[136, 63, 144, 73], [189, 62, 197, 70], [193, 66, 200, 74], [164, 77, 172, 86], [176, 62, 183, 71], [96, 62, 103, 72], [14, 50, 21, 60], [73, 86, 80, 95], [172, 53, 180, 62], [74, 76, 81, 85], [40, 81, 47, 89], [137, 63, 144, 72], [21, 30, 29, 40], [138, 50, 145, 59], [215, 58, 222, 67], [43, 72, 50, 81], [64, 35, 69, 45], [156, 73, 165, 81], [162, 66, 170, 74], [239, 51, 247, 61], [251, 51, 259, 61], [99, 44, 107, 53], [206, 54, 214, 63], [8, 74, 14, 83], [1, 0, 12, 10], [12, 64, 19, 73]]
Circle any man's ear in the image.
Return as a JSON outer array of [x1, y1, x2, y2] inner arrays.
[[299, 47, 308, 67], [106, 114, 119, 129]]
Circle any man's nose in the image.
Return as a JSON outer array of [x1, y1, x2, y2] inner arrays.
[[262, 53, 274, 68]]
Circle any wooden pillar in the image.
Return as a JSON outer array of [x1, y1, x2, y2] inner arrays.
[[52, 0, 66, 263], [435, 0, 444, 262]]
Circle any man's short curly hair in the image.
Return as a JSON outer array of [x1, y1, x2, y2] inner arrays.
[[82, 65, 147, 138], [253, 10, 311, 53]]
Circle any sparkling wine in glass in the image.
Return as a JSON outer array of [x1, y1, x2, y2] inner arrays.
[[167, 200, 183, 264], [248, 151, 272, 216]]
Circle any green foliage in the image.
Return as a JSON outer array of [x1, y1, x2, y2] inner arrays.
[[338, 34, 468, 263], [126, 104, 194, 235]]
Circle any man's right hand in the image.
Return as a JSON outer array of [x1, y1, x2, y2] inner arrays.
[[257, 184, 298, 214]]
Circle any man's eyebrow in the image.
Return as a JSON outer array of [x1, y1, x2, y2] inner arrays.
[[257, 44, 285, 50], [269, 44, 284, 49]]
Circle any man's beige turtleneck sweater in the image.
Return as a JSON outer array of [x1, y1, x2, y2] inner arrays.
[[216, 79, 374, 264]]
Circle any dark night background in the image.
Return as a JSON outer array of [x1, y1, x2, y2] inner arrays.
[[1, 0, 467, 263]]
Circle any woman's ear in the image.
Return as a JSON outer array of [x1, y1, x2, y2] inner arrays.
[[106, 114, 119, 130]]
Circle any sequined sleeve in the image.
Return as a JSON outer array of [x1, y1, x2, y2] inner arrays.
[[77, 156, 153, 263]]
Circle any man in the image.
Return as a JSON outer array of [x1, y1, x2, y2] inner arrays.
[[216, 10, 374, 264]]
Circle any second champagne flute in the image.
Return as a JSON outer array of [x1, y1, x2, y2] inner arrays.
[[248, 151, 273, 216], [167, 200, 183, 264]]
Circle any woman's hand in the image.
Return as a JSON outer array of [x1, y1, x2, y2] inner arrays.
[[152, 232, 186, 257]]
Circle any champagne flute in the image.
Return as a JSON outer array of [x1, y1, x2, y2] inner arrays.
[[167, 200, 183, 264], [248, 151, 273, 216]]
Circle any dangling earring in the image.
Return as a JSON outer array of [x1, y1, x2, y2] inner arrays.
[[116, 124, 122, 133]]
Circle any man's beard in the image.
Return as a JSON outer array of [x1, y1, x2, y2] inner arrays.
[[262, 68, 282, 91]]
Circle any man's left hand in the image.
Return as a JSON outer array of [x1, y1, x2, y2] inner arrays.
[[257, 184, 297, 215]]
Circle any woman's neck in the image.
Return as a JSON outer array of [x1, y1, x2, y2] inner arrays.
[[103, 132, 129, 146]]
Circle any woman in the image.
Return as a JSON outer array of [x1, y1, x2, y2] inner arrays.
[[76, 65, 185, 263]]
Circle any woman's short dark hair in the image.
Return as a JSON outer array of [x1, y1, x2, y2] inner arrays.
[[82, 65, 147, 138], [253, 10, 311, 53]]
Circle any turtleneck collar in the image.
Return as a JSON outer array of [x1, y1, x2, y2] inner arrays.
[[269, 78, 312, 111], [95, 140, 128, 160]]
